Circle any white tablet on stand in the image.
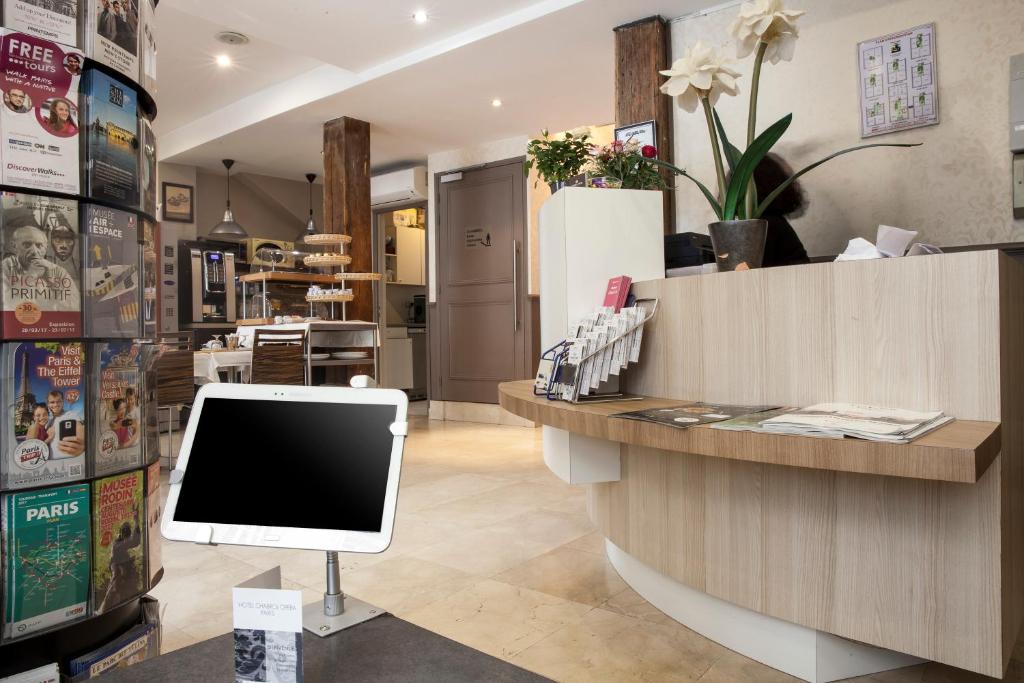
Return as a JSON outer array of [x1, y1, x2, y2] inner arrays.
[[162, 383, 408, 636]]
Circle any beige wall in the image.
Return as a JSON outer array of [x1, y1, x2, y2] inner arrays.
[[670, 0, 1024, 256], [195, 170, 324, 243]]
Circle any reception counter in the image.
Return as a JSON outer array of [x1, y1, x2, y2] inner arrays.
[[500, 249, 1024, 681]]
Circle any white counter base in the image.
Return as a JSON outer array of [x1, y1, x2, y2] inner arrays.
[[606, 540, 924, 683], [542, 426, 620, 484]]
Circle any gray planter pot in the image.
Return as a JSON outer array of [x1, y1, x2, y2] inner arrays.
[[548, 173, 588, 195], [708, 219, 768, 271]]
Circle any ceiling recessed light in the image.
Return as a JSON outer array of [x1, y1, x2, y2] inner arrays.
[[413, 9, 428, 24], [491, 98, 503, 108], [215, 54, 232, 68]]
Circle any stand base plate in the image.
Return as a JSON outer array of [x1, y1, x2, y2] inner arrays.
[[302, 596, 385, 638]]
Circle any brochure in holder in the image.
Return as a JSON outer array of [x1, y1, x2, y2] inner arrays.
[[162, 383, 408, 638]]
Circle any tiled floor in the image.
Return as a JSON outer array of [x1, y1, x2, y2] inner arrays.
[[152, 415, 1024, 682]]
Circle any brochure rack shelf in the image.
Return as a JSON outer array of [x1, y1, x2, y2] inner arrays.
[[498, 380, 1001, 484], [0, 3, 164, 677]]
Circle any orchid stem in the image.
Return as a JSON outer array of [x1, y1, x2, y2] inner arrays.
[[702, 96, 728, 209], [745, 40, 768, 218]]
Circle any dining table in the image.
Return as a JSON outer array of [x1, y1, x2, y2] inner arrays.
[[193, 348, 252, 384]]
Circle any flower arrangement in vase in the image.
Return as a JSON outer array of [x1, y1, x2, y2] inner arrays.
[[654, 0, 920, 271], [589, 139, 666, 190]]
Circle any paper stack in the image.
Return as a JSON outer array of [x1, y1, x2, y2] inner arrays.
[[758, 403, 953, 443]]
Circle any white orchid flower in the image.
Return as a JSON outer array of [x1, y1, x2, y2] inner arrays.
[[730, 0, 805, 63], [659, 41, 742, 113]]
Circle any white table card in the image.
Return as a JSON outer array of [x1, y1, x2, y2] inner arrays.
[[233, 567, 303, 683]]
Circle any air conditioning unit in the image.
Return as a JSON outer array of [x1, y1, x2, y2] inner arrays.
[[371, 167, 427, 207]]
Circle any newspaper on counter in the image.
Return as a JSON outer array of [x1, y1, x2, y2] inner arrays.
[[758, 403, 953, 443]]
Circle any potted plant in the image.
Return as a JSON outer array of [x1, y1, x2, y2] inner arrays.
[[526, 129, 592, 194], [655, 1, 920, 271], [589, 140, 666, 190]]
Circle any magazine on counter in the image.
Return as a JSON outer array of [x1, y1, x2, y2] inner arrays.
[[82, 204, 140, 337], [2, 483, 91, 639], [710, 407, 799, 433], [758, 403, 953, 443], [0, 30, 83, 194], [91, 469, 144, 615], [612, 403, 780, 429], [1, 192, 81, 339], [1, 341, 86, 490], [2, 0, 79, 46]]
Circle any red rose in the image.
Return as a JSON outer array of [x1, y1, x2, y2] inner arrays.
[[641, 145, 657, 158]]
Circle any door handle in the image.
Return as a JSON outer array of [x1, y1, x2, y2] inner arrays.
[[513, 240, 520, 331]]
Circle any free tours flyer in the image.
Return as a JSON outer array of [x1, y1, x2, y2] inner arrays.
[[0, 29, 83, 193], [1, 341, 85, 490]]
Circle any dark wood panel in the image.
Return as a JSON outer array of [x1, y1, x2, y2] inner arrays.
[[614, 16, 673, 234], [323, 117, 373, 323]]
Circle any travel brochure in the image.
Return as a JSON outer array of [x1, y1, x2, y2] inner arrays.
[[0, 29, 83, 194], [2, 0, 79, 47], [1, 341, 86, 490], [1, 482, 91, 639], [1, 192, 81, 339], [83, 69, 140, 206], [89, 340, 142, 476], [83, 204, 140, 337], [90, 469, 144, 615]]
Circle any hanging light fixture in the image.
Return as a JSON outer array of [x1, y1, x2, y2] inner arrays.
[[296, 173, 318, 241], [210, 158, 247, 238]]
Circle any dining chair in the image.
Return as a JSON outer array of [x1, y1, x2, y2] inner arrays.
[[152, 331, 195, 469], [250, 328, 307, 385]]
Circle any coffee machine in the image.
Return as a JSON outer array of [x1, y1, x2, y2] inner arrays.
[[178, 239, 237, 325]]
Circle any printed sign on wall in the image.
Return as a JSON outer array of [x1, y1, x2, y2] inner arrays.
[[858, 23, 939, 138]]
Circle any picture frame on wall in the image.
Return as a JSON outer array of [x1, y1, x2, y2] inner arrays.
[[614, 120, 657, 148], [161, 183, 194, 223]]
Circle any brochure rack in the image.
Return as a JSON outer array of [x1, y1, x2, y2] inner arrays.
[[0, 5, 164, 678], [536, 299, 658, 404]]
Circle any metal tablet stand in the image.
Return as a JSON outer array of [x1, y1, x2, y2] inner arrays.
[[302, 552, 382, 637], [302, 393, 403, 637]]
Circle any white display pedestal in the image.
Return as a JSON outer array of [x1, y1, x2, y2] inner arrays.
[[538, 188, 664, 484]]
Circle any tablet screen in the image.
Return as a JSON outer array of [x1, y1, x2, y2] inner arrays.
[[173, 398, 398, 532]]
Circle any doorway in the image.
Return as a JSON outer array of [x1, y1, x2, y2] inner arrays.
[[434, 158, 529, 404], [372, 203, 428, 401]]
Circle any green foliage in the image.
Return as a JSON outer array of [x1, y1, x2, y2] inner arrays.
[[525, 130, 592, 186]]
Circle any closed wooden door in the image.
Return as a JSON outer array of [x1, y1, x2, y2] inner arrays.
[[436, 159, 527, 403]]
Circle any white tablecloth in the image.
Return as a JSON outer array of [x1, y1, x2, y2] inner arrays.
[[194, 350, 252, 384]]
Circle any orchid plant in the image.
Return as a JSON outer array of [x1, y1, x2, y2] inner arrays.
[[656, 0, 920, 222]]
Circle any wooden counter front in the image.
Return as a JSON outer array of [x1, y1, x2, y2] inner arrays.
[[499, 380, 1000, 484], [523, 250, 1024, 678]]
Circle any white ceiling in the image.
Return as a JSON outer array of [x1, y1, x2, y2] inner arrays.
[[156, 0, 713, 179]]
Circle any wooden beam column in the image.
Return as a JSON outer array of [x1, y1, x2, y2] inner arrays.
[[323, 116, 372, 322], [614, 16, 674, 233]]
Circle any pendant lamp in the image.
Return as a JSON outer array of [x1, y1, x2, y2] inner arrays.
[[295, 173, 317, 242], [210, 158, 247, 238]]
